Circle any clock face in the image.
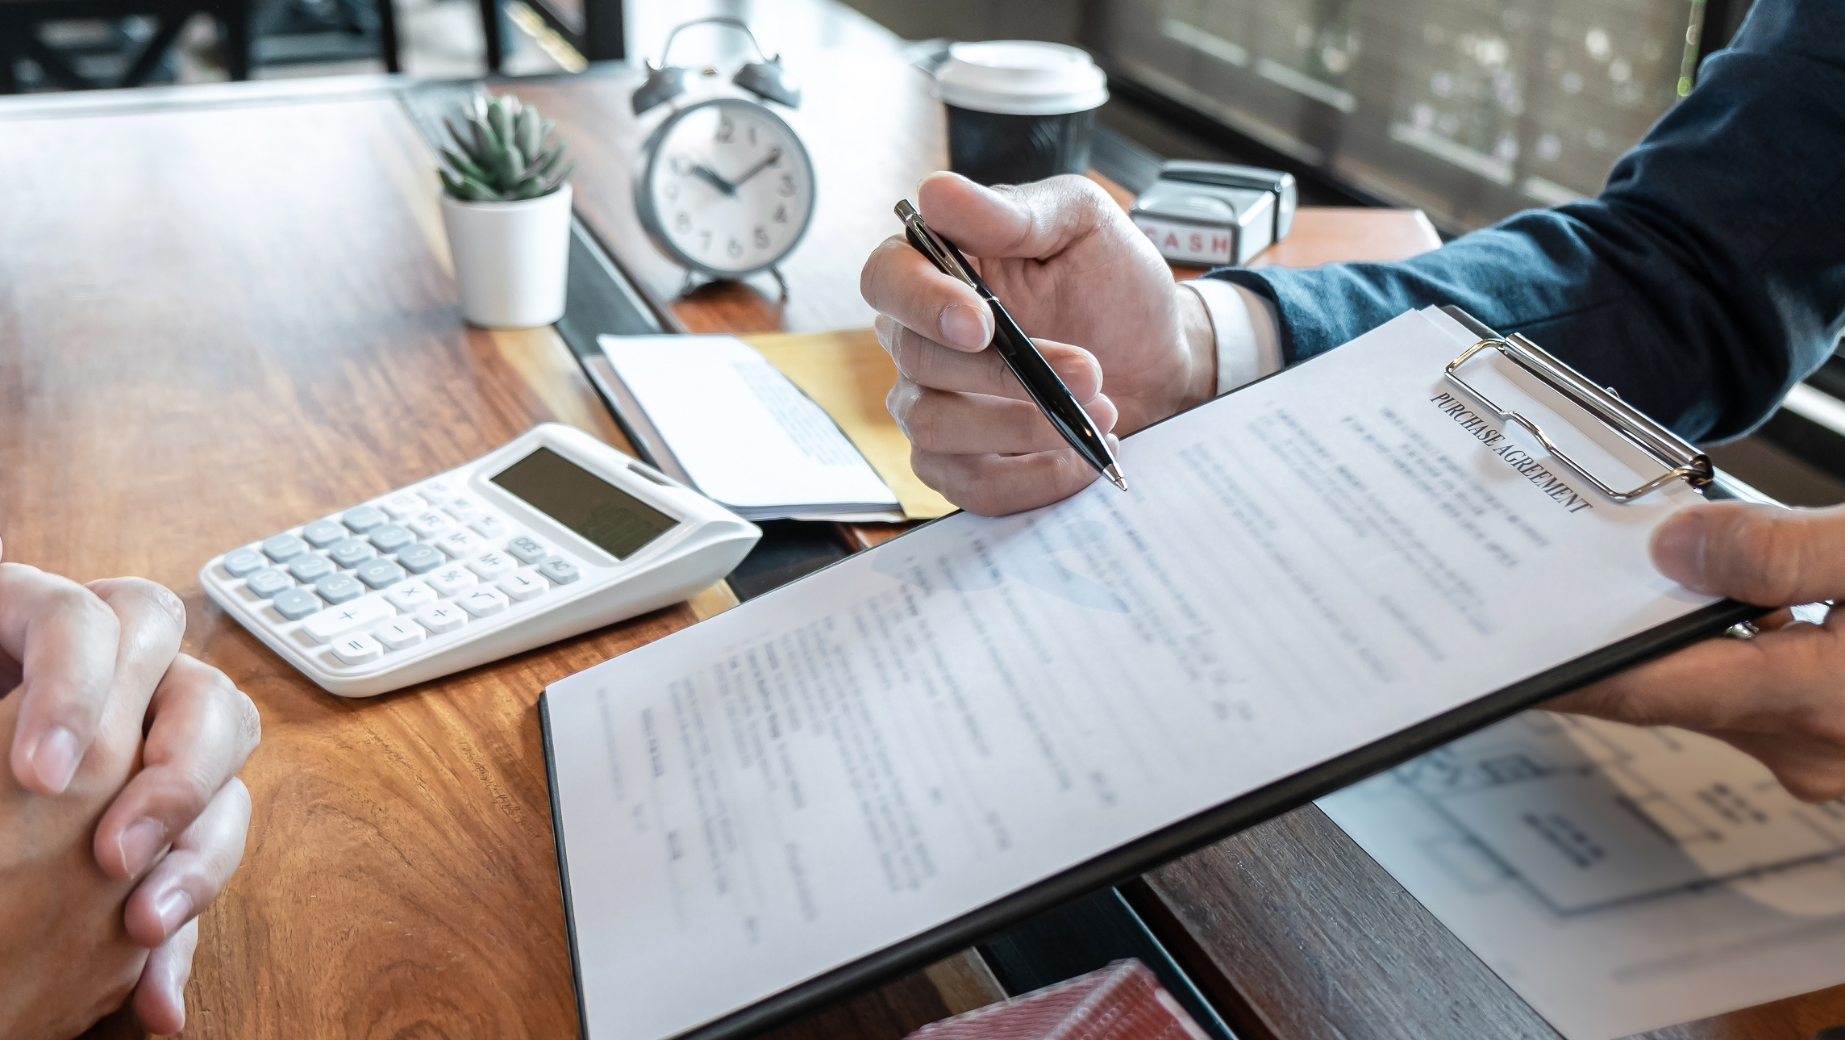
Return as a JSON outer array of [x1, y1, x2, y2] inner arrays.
[[639, 98, 816, 278]]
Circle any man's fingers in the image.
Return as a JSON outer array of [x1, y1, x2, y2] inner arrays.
[[96, 654, 260, 881], [1652, 500, 1845, 605], [132, 919, 199, 1036], [124, 777, 252, 949], [876, 316, 1104, 400], [890, 379, 1118, 456], [1552, 622, 1829, 731], [0, 562, 121, 794], [911, 441, 1116, 517], [861, 235, 993, 351], [1549, 619, 1845, 800], [915, 171, 1116, 262], [86, 576, 188, 719]]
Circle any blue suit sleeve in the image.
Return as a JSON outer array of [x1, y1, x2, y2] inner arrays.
[[1206, 0, 1845, 442]]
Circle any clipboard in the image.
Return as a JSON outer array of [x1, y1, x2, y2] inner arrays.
[[539, 305, 1769, 1040]]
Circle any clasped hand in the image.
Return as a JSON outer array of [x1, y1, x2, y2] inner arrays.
[[1, 538, 259, 1038], [862, 173, 1845, 805]]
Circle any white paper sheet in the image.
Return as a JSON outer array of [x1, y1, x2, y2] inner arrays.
[[549, 310, 1717, 1040], [1319, 711, 1845, 1040], [600, 335, 899, 518]]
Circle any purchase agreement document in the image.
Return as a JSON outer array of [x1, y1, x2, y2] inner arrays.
[[545, 308, 1723, 1040]]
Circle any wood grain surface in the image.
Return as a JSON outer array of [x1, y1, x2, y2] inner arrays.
[[9, 41, 1843, 1040], [0, 83, 979, 1040]]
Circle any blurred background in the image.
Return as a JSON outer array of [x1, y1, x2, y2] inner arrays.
[[11, 0, 1837, 508]]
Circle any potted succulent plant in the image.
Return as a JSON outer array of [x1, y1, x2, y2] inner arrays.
[[438, 93, 577, 328]]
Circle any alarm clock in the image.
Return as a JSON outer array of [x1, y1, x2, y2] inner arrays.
[[631, 18, 817, 281]]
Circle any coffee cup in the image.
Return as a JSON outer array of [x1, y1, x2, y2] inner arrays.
[[933, 41, 1109, 186]]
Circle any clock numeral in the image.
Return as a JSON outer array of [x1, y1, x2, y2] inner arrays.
[[700, 230, 712, 252], [773, 205, 788, 224], [716, 116, 735, 144], [675, 212, 692, 233], [727, 238, 744, 259], [748, 125, 757, 147], [754, 226, 771, 249], [777, 174, 796, 198], [664, 183, 678, 201], [670, 155, 691, 175]]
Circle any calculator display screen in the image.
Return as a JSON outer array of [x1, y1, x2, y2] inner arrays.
[[490, 448, 678, 560]]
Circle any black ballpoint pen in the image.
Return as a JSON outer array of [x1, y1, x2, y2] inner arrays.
[[894, 200, 1128, 492]]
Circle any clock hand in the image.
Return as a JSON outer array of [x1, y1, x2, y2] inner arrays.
[[731, 148, 784, 187], [689, 163, 737, 197]]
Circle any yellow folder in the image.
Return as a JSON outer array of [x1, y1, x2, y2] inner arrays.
[[743, 329, 955, 520]]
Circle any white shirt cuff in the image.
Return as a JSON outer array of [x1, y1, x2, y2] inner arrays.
[[1183, 278, 1283, 395]]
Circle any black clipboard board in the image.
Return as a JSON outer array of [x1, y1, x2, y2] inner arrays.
[[540, 305, 1768, 1040]]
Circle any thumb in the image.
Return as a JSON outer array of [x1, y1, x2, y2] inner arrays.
[[916, 170, 1118, 261], [1652, 500, 1845, 606]]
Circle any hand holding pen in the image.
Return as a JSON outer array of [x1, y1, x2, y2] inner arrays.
[[861, 173, 1220, 515], [895, 198, 1128, 493]]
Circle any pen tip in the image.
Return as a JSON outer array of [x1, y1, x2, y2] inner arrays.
[[1105, 465, 1128, 492]]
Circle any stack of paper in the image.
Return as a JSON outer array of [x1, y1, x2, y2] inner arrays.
[[599, 335, 902, 521]]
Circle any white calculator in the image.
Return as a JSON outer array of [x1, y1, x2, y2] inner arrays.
[[200, 424, 761, 697]]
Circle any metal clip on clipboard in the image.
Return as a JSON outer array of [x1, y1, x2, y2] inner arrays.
[[1439, 309, 1713, 503]]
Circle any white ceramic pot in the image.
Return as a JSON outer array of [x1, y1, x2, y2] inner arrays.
[[439, 182, 572, 328]]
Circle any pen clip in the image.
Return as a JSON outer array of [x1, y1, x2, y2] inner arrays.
[[895, 200, 986, 294]]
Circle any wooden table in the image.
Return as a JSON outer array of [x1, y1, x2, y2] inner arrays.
[[3, 34, 1842, 1040]]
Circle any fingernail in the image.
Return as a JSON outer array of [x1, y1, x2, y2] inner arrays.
[[941, 304, 991, 349], [120, 817, 168, 878], [155, 889, 194, 935], [30, 726, 78, 794], [1652, 511, 1711, 592]]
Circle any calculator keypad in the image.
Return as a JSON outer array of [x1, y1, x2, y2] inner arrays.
[[262, 534, 309, 563], [287, 554, 335, 583], [316, 573, 364, 604], [246, 568, 291, 598], [327, 538, 375, 568], [214, 476, 602, 674]]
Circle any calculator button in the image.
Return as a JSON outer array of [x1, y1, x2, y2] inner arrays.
[[300, 520, 348, 548], [416, 601, 467, 633], [374, 617, 427, 651], [245, 568, 291, 598], [458, 586, 509, 617], [272, 587, 323, 620], [435, 529, 484, 557], [416, 480, 456, 503], [469, 515, 511, 540], [368, 524, 414, 553], [327, 538, 376, 569], [331, 633, 384, 665], [380, 493, 426, 519], [262, 534, 309, 563], [466, 551, 515, 580], [314, 573, 364, 604], [538, 556, 581, 585], [287, 554, 335, 583], [407, 510, 454, 538], [303, 595, 393, 644], [341, 505, 387, 533], [507, 536, 549, 565], [223, 548, 265, 577], [355, 558, 406, 590], [499, 571, 546, 601], [425, 566, 477, 597], [396, 543, 444, 574], [443, 496, 483, 520], [385, 580, 437, 612]]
